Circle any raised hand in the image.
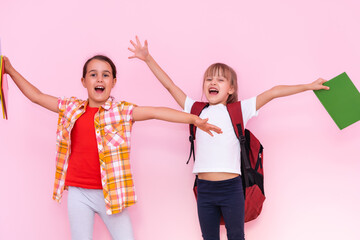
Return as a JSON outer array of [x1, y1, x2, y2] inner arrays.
[[194, 117, 222, 136], [309, 78, 330, 90], [3, 56, 15, 75], [2, 56, 59, 112], [127, 36, 188, 109], [128, 36, 149, 61]]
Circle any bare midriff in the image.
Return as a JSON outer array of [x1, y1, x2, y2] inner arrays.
[[198, 172, 240, 181]]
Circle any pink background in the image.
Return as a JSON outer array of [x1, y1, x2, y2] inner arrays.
[[1, 0, 359, 239]]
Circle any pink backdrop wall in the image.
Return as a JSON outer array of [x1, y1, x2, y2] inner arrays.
[[1, 0, 359, 239]]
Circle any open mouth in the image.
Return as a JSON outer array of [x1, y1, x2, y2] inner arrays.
[[209, 88, 219, 95], [95, 86, 105, 93]]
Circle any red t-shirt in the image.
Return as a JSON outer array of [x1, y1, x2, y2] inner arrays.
[[65, 105, 102, 189]]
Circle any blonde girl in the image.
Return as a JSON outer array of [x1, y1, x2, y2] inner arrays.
[[128, 36, 329, 240]]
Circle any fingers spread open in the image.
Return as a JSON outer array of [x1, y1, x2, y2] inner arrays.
[[136, 36, 141, 45]]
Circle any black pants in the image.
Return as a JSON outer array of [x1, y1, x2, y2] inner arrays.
[[197, 176, 245, 240]]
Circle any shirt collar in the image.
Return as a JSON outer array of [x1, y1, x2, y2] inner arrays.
[[100, 96, 115, 110], [79, 96, 114, 111]]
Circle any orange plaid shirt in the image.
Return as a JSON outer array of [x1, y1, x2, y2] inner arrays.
[[53, 96, 137, 215]]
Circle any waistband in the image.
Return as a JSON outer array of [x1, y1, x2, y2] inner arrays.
[[197, 175, 241, 185]]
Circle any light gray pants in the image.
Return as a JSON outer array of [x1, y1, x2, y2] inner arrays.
[[68, 187, 134, 240]]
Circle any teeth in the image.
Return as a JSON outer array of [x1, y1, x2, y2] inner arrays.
[[95, 86, 105, 90]]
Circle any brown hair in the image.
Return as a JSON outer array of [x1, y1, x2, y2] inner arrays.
[[203, 63, 238, 104], [82, 55, 117, 79]]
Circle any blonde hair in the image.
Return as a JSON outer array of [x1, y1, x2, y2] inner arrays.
[[203, 63, 238, 104]]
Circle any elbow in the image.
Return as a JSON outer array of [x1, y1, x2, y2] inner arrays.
[[164, 83, 173, 92], [31, 95, 40, 104], [146, 107, 159, 120], [268, 86, 280, 100]]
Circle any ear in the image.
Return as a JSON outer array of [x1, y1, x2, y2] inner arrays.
[[81, 78, 86, 88], [112, 78, 117, 88], [228, 85, 235, 95]]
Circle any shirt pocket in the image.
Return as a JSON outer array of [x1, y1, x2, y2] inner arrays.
[[103, 124, 125, 148]]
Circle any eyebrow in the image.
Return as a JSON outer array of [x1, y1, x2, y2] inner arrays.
[[88, 70, 111, 73]]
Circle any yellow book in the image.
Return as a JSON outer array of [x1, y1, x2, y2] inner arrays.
[[0, 55, 4, 119], [0, 55, 8, 119]]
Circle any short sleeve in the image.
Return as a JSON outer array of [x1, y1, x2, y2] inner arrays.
[[184, 96, 196, 113], [240, 96, 259, 127], [119, 101, 137, 123], [58, 97, 69, 113], [57, 97, 80, 114]]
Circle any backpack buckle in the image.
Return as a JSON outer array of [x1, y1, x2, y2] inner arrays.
[[240, 135, 246, 144]]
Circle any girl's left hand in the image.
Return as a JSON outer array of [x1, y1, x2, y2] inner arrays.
[[309, 78, 330, 90], [128, 36, 149, 61], [195, 118, 222, 136]]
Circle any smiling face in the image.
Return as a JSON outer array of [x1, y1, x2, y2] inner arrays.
[[202, 63, 238, 105], [81, 59, 117, 108]]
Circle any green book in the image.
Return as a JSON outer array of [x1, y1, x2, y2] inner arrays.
[[314, 72, 360, 130]]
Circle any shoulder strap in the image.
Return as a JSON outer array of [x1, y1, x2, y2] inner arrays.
[[187, 102, 209, 164], [226, 101, 245, 138], [226, 101, 251, 187]]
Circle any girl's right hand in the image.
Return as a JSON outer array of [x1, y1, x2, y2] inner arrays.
[[128, 36, 150, 62], [194, 117, 223, 136], [3, 56, 15, 75], [2, 55, 59, 113]]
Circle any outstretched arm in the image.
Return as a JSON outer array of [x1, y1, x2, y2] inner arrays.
[[256, 78, 329, 110], [132, 106, 222, 136], [128, 36, 187, 109], [4, 56, 58, 113]]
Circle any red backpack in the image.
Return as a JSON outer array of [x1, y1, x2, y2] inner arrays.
[[187, 101, 265, 223]]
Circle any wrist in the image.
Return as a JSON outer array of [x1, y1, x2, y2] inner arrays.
[[193, 115, 199, 125], [304, 83, 312, 91], [6, 66, 16, 76], [144, 54, 152, 64]]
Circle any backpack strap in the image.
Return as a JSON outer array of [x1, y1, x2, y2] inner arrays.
[[187, 101, 209, 164], [226, 102, 251, 187]]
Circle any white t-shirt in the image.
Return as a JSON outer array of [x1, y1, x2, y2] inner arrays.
[[184, 96, 259, 174]]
